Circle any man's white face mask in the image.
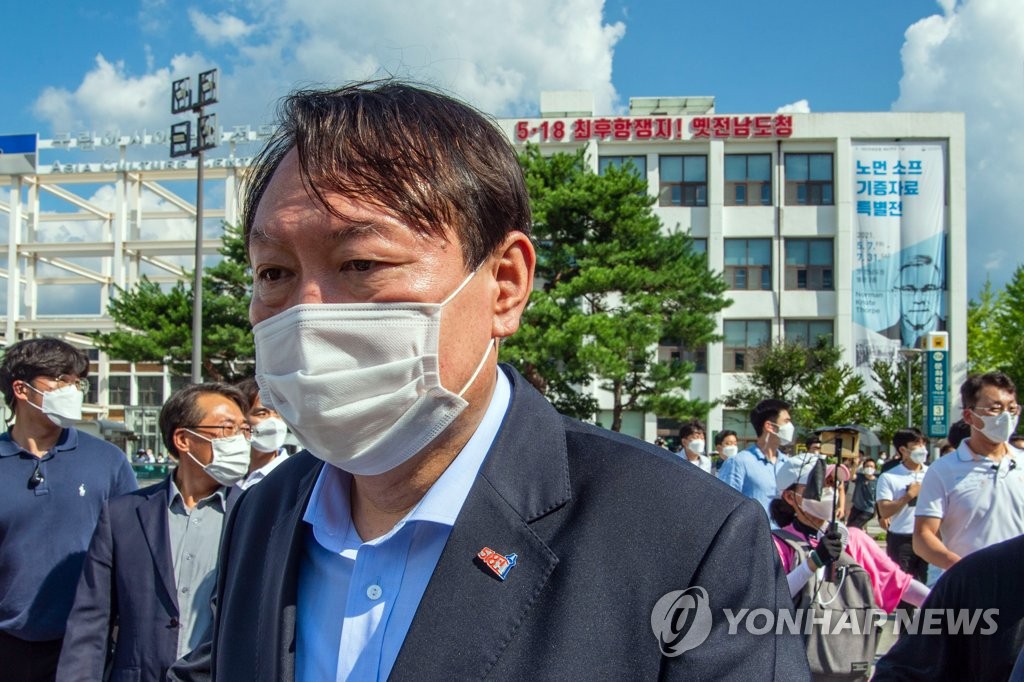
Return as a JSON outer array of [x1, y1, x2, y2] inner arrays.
[[253, 270, 493, 476]]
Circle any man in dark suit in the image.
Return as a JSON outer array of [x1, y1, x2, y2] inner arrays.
[[56, 383, 251, 681], [170, 81, 809, 680]]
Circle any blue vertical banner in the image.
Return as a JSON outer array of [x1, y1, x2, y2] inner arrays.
[[924, 332, 949, 438], [851, 142, 947, 388]]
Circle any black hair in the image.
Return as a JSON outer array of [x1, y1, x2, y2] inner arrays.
[[0, 338, 89, 409], [947, 419, 972, 449], [750, 399, 790, 437], [769, 486, 799, 528], [678, 419, 706, 441], [714, 429, 737, 447], [243, 80, 532, 271], [893, 427, 926, 453], [159, 383, 248, 459], [960, 372, 1016, 410]]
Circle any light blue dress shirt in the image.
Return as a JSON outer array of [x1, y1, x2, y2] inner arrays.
[[296, 370, 511, 681], [716, 444, 788, 515]]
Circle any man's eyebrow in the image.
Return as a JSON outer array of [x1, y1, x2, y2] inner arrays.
[[248, 216, 395, 246]]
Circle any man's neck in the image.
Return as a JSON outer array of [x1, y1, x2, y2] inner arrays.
[[349, 372, 496, 542], [10, 411, 63, 458], [756, 434, 778, 461], [967, 433, 1009, 460], [685, 451, 700, 462], [174, 464, 221, 510], [248, 449, 277, 474]]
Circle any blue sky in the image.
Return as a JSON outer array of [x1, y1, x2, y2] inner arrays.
[[2, 0, 1022, 299]]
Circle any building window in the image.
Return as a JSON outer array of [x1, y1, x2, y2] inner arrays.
[[660, 339, 708, 374], [599, 155, 647, 181], [659, 155, 707, 207], [784, 319, 835, 348], [725, 154, 772, 206], [137, 376, 163, 407], [722, 409, 757, 448], [692, 238, 707, 256], [723, 320, 770, 372], [785, 153, 834, 205], [724, 238, 772, 290], [108, 375, 130, 405], [785, 239, 834, 290]]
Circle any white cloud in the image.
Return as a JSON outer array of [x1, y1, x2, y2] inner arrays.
[[894, 0, 1024, 296], [189, 9, 255, 45], [32, 53, 213, 134], [776, 99, 811, 114]]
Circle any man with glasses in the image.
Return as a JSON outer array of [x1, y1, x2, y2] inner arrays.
[[57, 383, 249, 681], [0, 337, 137, 681], [913, 372, 1024, 575]]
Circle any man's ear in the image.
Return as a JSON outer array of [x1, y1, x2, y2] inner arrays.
[[489, 230, 536, 339], [172, 428, 191, 459], [11, 380, 31, 403]]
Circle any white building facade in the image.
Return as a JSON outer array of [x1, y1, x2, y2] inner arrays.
[[0, 97, 966, 448], [496, 93, 967, 444]]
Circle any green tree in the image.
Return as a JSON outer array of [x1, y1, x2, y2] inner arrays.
[[870, 354, 924, 448], [723, 338, 842, 415], [992, 265, 1024, 388], [501, 145, 730, 430], [966, 278, 1004, 374], [724, 338, 879, 439], [92, 223, 254, 381]]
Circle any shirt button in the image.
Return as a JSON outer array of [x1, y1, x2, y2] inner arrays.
[[366, 584, 383, 600], [181, 586, 190, 594]]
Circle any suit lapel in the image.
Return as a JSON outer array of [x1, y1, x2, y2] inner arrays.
[[138, 476, 177, 609], [390, 366, 572, 679]]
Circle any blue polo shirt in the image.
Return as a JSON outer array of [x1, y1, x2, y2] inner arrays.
[[717, 444, 788, 516], [0, 428, 137, 641]]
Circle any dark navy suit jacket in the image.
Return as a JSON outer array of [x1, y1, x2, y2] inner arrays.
[[57, 476, 210, 681], [171, 366, 810, 680]]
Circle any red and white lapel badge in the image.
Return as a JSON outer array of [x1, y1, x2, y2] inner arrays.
[[477, 547, 518, 581]]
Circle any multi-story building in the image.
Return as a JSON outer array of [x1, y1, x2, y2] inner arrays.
[[0, 94, 966, 447]]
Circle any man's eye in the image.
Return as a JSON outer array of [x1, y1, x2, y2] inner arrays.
[[346, 260, 374, 272], [256, 267, 285, 281]]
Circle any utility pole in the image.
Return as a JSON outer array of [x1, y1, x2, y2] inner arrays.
[[170, 69, 218, 383]]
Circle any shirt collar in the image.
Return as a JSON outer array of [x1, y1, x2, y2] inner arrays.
[[168, 470, 229, 511], [956, 438, 1022, 463], [303, 368, 512, 552], [0, 427, 77, 457]]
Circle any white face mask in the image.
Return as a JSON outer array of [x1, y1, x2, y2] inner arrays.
[[686, 439, 705, 456], [800, 491, 836, 521], [863, 466, 876, 476], [910, 447, 928, 465], [27, 384, 84, 427], [249, 417, 288, 454], [185, 430, 252, 486], [972, 411, 1019, 444], [253, 270, 493, 476], [722, 444, 738, 459], [771, 421, 795, 446]]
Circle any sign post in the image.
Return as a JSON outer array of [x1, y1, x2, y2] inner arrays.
[[924, 331, 950, 438]]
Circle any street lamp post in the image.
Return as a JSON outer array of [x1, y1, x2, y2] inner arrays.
[[170, 70, 218, 383], [898, 348, 925, 428]]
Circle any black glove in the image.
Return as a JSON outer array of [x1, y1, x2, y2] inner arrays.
[[811, 524, 844, 569]]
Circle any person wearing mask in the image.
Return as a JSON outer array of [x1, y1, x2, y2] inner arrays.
[[717, 399, 794, 516], [57, 383, 251, 681], [769, 453, 929, 612], [804, 436, 822, 455], [914, 372, 1024, 575], [235, 378, 290, 490], [0, 338, 137, 681], [166, 81, 809, 681], [678, 419, 712, 473], [847, 455, 878, 529], [875, 428, 929, 584], [713, 429, 739, 471]]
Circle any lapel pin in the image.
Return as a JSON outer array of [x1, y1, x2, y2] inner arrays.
[[477, 547, 518, 581]]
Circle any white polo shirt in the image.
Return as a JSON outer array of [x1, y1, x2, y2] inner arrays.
[[915, 439, 1024, 559], [876, 462, 928, 534], [684, 452, 713, 474]]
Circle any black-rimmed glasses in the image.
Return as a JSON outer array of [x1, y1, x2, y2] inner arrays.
[[183, 423, 253, 439]]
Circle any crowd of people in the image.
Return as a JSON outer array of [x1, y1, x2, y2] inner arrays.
[[0, 80, 1021, 681]]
